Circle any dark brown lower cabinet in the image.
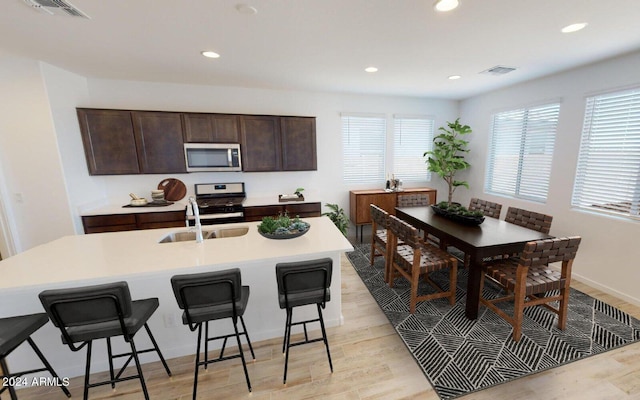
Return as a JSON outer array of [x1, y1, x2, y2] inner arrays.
[[244, 202, 321, 222], [82, 211, 186, 234]]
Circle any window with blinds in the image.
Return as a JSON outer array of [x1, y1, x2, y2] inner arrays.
[[342, 114, 386, 183], [572, 87, 640, 219], [393, 116, 434, 182], [485, 103, 560, 202]]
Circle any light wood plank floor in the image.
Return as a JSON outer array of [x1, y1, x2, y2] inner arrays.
[[15, 249, 640, 400]]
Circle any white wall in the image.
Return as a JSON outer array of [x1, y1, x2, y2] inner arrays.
[[459, 50, 640, 305], [0, 55, 75, 252]]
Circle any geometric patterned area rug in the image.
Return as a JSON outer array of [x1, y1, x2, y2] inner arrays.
[[346, 240, 640, 400]]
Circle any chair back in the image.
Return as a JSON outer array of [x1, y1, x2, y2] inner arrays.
[[519, 236, 581, 267], [397, 193, 430, 207], [39, 281, 132, 328], [370, 204, 388, 229], [505, 206, 553, 234], [387, 214, 420, 249], [276, 258, 332, 307], [469, 198, 502, 219], [171, 268, 241, 310]]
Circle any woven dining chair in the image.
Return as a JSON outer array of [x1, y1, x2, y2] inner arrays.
[[387, 215, 458, 313], [469, 198, 502, 219], [480, 236, 581, 341], [370, 204, 393, 282], [504, 206, 553, 234], [397, 193, 431, 207]]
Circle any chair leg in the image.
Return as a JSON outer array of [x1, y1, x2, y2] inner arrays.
[[27, 338, 72, 398], [317, 304, 333, 373], [204, 321, 209, 370], [557, 287, 570, 330], [512, 285, 526, 342], [128, 338, 150, 400], [448, 263, 458, 306], [0, 357, 18, 400], [83, 341, 92, 400], [193, 323, 202, 400], [106, 337, 116, 388], [239, 316, 256, 360], [144, 323, 172, 377], [283, 308, 293, 384], [232, 317, 252, 392], [282, 308, 292, 355]]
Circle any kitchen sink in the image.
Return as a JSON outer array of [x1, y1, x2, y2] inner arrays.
[[158, 227, 249, 243]]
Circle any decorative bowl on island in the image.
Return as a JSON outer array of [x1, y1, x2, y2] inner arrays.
[[257, 214, 310, 239]]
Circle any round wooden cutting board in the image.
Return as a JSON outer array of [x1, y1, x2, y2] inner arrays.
[[158, 178, 187, 201]]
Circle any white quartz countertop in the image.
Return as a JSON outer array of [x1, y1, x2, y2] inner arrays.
[[0, 217, 352, 291]]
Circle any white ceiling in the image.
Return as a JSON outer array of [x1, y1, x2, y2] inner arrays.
[[2, 0, 640, 100]]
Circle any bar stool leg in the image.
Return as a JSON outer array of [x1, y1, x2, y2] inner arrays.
[[27, 338, 72, 397], [239, 316, 256, 359], [106, 337, 115, 388], [283, 308, 293, 384], [317, 304, 333, 372], [193, 323, 203, 400], [83, 341, 93, 400], [204, 322, 209, 369], [0, 358, 18, 400], [143, 323, 172, 376], [129, 338, 150, 400], [232, 317, 252, 392]]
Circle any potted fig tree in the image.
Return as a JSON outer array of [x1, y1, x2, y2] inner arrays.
[[424, 118, 483, 225]]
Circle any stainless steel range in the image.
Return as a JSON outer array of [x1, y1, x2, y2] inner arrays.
[[186, 182, 246, 226]]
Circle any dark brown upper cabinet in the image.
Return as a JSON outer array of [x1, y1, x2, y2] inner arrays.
[[182, 113, 240, 143], [239, 115, 282, 172], [77, 108, 140, 175], [281, 116, 317, 171], [131, 111, 186, 174]]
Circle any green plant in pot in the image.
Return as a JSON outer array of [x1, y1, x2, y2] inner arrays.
[[322, 203, 349, 236], [424, 118, 472, 205]]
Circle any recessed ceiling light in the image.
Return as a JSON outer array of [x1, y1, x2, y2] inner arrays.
[[434, 0, 459, 12], [448, 75, 462, 80], [201, 51, 220, 59], [561, 23, 588, 33], [365, 67, 378, 73], [235, 4, 258, 15]]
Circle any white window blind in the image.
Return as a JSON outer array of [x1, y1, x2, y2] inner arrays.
[[342, 114, 386, 183], [572, 87, 640, 218], [393, 116, 434, 182], [485, 103, 560, 202]]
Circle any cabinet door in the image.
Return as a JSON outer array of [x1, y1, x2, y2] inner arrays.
[[77, 109, 140, 175], [281, 117, 317, 171], [239, 116, 282, 171], [132, 111, 186, 173], [82, 214, 137, 234], [243, 205, 284, 221], [137, 211, 186, 229], [284, 202, 321, 218], [352, 193, 395, 224], [183, 113, 240, 143]]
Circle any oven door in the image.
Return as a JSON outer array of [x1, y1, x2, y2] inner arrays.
[[186, 212, 245, 226]]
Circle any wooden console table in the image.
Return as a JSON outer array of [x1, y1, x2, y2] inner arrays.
[[349, 187, 437, 240]]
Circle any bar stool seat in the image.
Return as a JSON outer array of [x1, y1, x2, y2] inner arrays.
[[276, 258, 333, 384], [39, 281, 172, 400], [0, 313, 71, 400], [171, 268, 255, 399]]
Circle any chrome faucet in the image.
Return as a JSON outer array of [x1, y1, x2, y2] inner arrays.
[[188, 197, 204, 243]]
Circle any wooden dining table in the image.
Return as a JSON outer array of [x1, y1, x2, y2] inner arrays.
[[395, 206, 553, 319]]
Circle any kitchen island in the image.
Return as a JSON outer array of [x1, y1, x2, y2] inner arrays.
[[0, 216, 352, 379]]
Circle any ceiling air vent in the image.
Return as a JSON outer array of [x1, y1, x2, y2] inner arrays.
[[23, 0, 90, 18], [480, 65, 517, 76]]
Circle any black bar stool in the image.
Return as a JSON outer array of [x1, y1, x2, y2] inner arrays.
[[171, 268, 255, 399], [38, 281, 172, 400], [275, 257, 333, 384], [0, 313, 72, 400]]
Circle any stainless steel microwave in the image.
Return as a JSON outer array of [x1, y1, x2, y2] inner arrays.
[[184, 143, 242, 172]]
